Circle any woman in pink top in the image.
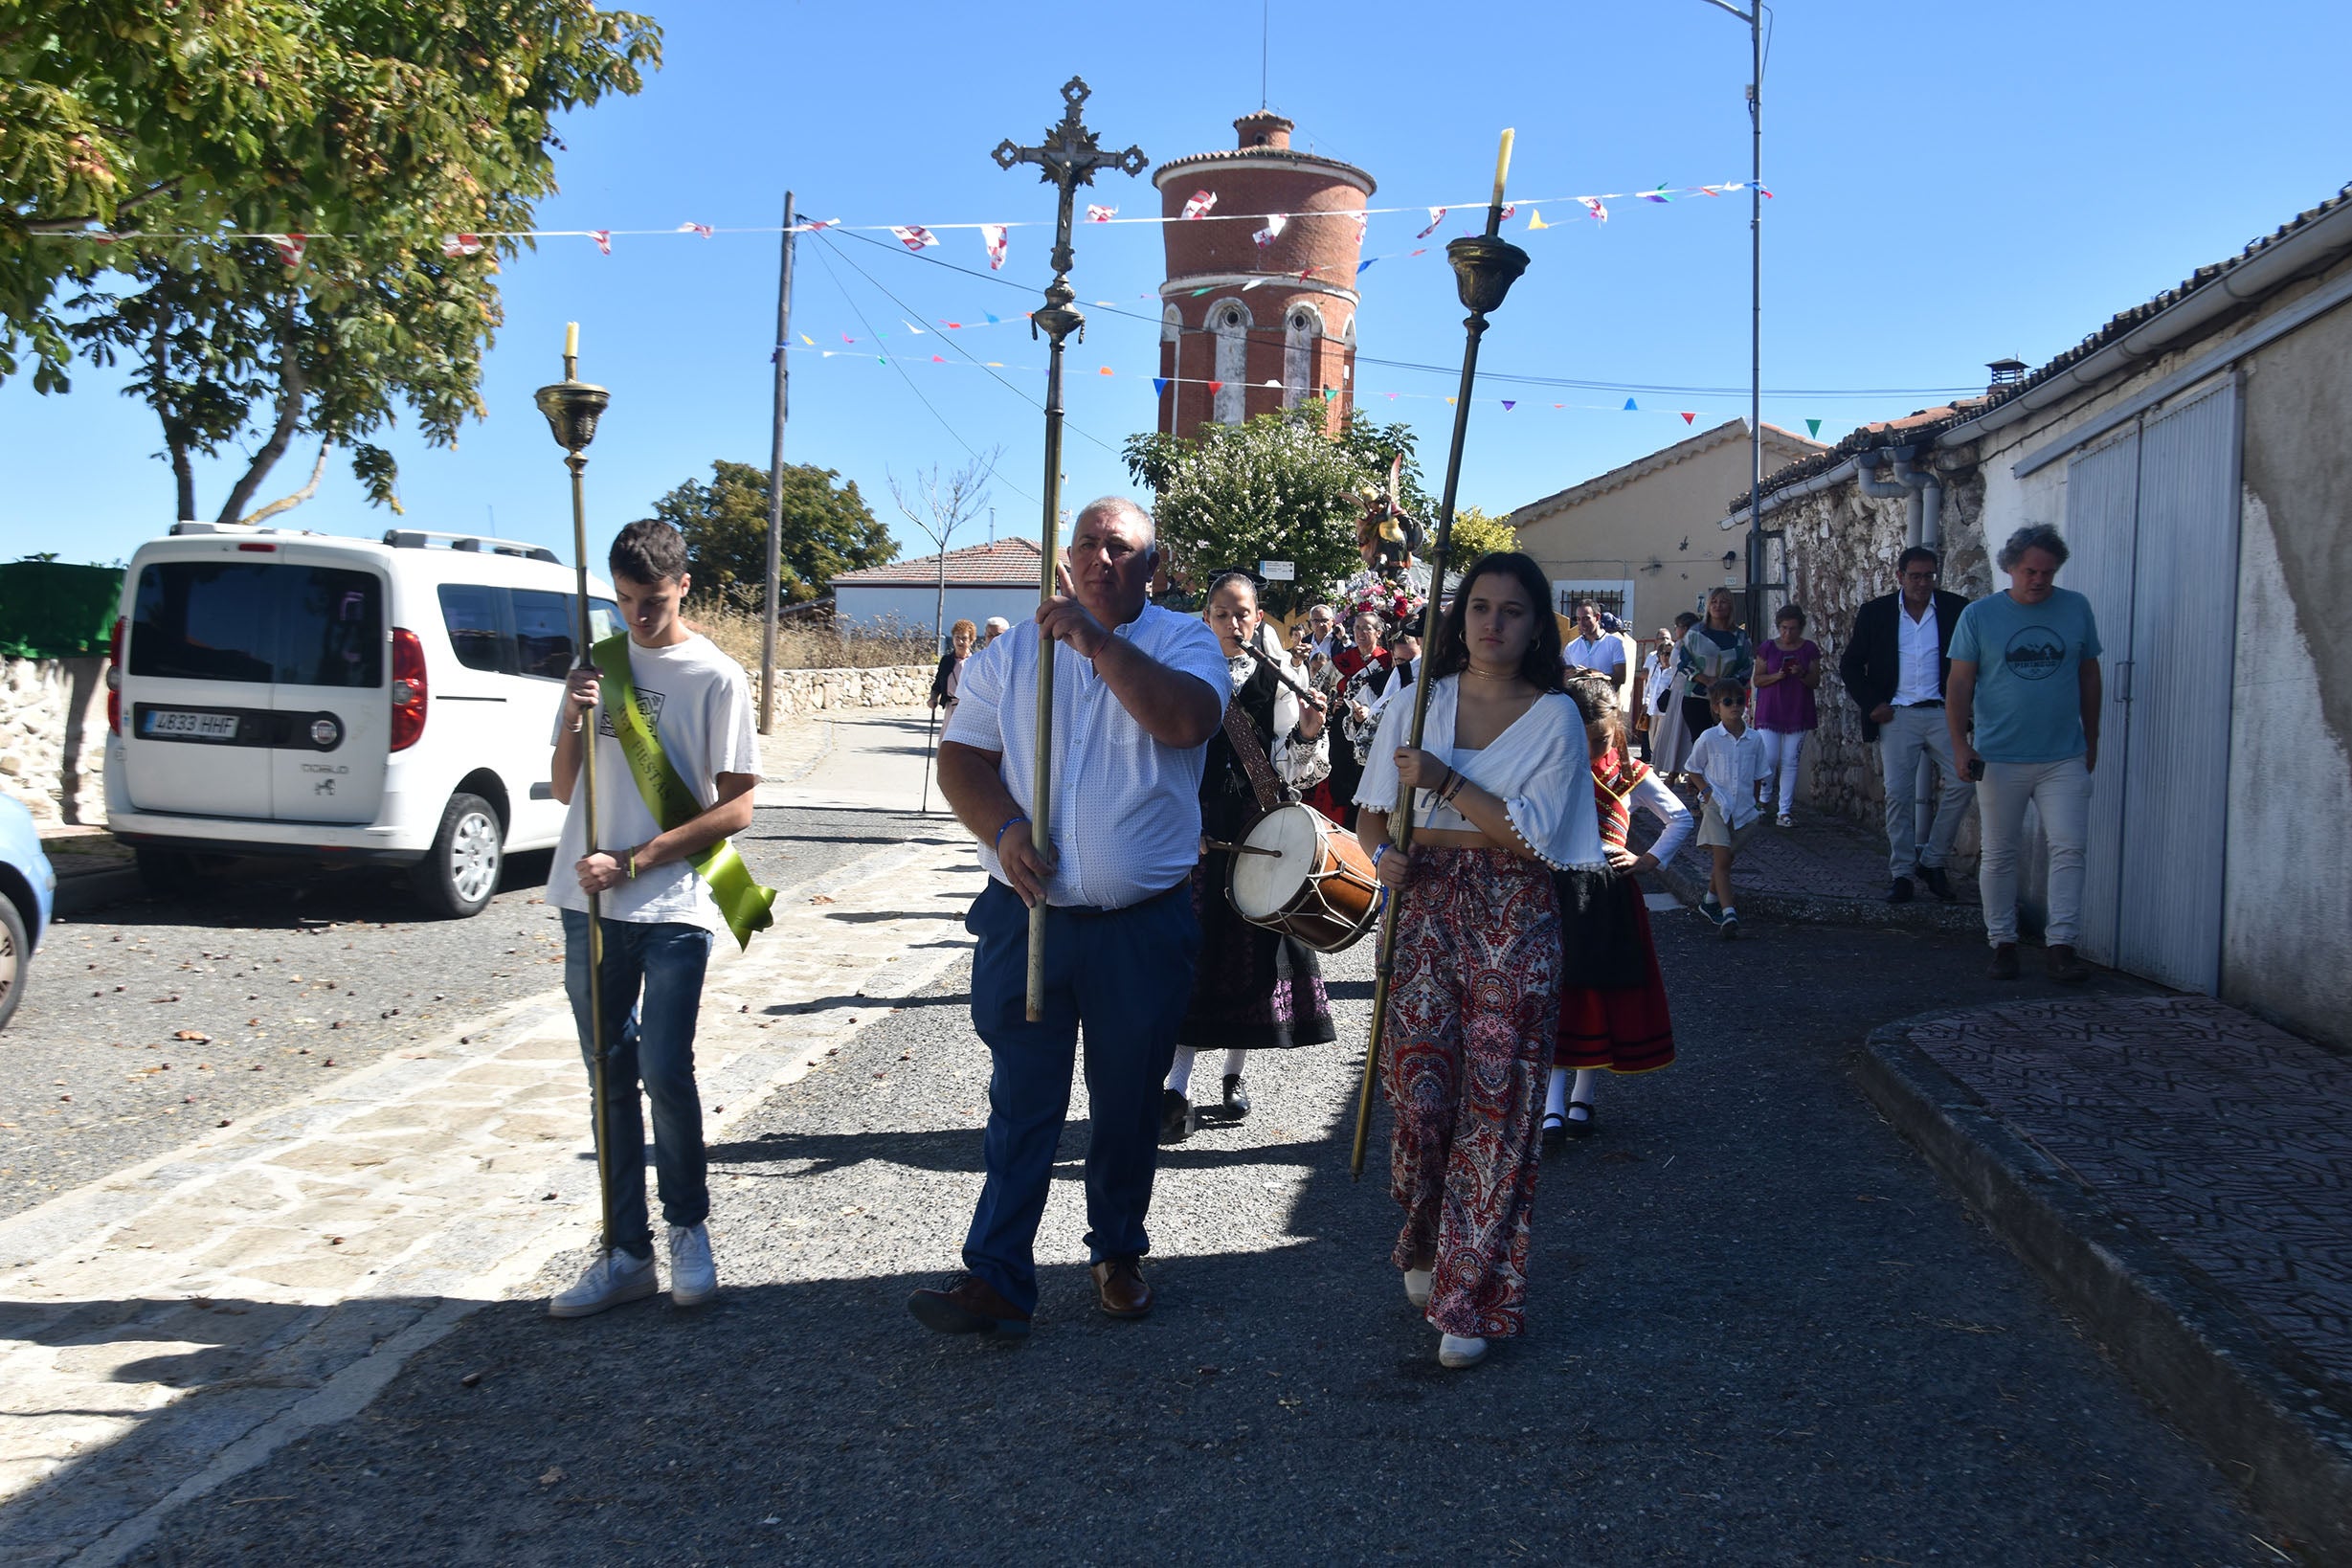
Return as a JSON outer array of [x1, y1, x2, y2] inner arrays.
[[1751, 603, 1821, 827]]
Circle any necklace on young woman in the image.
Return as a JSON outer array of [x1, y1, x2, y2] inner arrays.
[[1463, 662, 1517, 681]]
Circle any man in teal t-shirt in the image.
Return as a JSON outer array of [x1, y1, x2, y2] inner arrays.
[[1948, 525, 2103, 983]]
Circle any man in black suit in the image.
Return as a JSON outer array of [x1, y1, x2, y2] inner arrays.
[[1838, 547, 1975, 903]]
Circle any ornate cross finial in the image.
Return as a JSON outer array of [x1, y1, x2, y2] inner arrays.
[[991, 77, 1145, 330]]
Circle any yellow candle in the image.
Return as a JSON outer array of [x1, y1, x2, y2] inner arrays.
[[1491, 128, 1515, 209], [564, 321, 579, 360]]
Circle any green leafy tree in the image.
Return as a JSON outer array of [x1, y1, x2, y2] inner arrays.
[[1124, 405, 1436, 615], [2, 0, 661, 522], [648, 460, 895, 606], [1445, 504, 1519, 562]]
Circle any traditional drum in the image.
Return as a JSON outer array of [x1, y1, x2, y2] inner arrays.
[[1227, 803, 1382, 952]]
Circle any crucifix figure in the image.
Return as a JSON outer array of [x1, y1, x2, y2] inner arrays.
[[989, 76, 1146, 1020]]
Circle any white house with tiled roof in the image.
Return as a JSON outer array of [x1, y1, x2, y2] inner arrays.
[[830, 537, 1042, 638]]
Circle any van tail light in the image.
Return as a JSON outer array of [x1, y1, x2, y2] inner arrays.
[[106, 616, 125, 734], [390, 627, 428, 750]]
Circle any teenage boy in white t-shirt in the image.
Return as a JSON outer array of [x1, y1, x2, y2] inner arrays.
[[1685, 681, 1770, 940], [545, 521, 760, 1317]]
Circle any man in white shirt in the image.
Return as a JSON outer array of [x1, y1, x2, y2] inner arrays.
[[1562, 601, 1627, 689], [1837, 547, 1975, 904], [546, 521, 760, 1318], [911, 497, 1227, 1338], [1600, 612, 1641, 719], [1304, 601, 1340, 662]]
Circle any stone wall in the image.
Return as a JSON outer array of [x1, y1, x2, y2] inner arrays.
[[751, 664, 934, 716], [0, 657, 108, 826], [1774, 470, 1991, 869]]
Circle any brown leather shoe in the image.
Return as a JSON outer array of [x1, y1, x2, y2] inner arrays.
[[1988, 943, 2020, 979], [2046, 944, 2090, 983], [907, 1272, 1031, 1336], [1091, 1256, 1154, 1320]]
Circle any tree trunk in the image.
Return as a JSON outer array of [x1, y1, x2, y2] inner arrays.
[[151, 317, 196, 523], [239, 441, 331, 526], [215, 295, 307, 526]]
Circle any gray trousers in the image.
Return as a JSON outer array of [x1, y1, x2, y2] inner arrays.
[[1879, 705, 1973, 881]]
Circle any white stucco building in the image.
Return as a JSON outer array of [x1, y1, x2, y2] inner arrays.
[[830, 538, 1042, 641]]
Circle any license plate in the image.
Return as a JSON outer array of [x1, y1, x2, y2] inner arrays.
[[143, 708, 241, 740]]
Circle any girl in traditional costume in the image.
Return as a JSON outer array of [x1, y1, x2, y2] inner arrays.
[[1543, 670, 1689, 1143], [1355, 552, 1605, 1369]]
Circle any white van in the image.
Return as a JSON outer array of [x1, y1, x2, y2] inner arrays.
[[104, 523, 618, 917]]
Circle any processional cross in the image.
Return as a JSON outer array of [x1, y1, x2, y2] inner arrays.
[[989, 78, 1146, 1019]]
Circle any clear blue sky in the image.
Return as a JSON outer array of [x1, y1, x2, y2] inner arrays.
[[7, 0, 2348, 571]]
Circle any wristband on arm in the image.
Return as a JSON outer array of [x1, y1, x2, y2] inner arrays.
[[995, 814, 1030, 852]]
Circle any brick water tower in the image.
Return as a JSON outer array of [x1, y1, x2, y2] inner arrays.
[[1153, 111, 1374, 438]]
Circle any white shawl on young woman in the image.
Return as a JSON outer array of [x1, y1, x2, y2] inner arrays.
[[1353, 675, 1607, 872]]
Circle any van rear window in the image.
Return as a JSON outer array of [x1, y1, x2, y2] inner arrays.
[[131, 562, 383, 687]]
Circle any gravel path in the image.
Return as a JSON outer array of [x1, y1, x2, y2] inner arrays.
[[125, 900, 2261, 1566], [0, 802, 935, 1221]]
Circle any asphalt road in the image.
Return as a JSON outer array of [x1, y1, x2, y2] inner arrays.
[[0, 800, 935, 1222], [123, 901, 2262, 1564]]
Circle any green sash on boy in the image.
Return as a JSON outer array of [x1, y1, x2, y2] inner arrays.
[[591, 634, 777, 951]]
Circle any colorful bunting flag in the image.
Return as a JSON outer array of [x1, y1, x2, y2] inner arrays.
[[1584, 197, 1608, 223], [440, 233, 482, 258], [1356, 258, 1377, 274], [840, 332, 855, 344], [1526, 208, 1550, 231], [890, 225, 938, 251], [1758, 187, 1775, 199], [1502, 400, 1516, 410], [1208, 379, 1224, 395], [1806, 418, 1823, 437], [1498, 204, 1516, 222], [1322, 387, 1336, 401], [1099, 366, 1114, 376], [901, 320, 926, 335], [678, 221, 714, 237], [1642, 184, 1671, 204], [1153, 377, 1170, 397], [1253, 215, 1288, 248], [931, 354, 945, 363], [1086, 204, 1116, 223], [270, 233, 307, 267], [799, 333, 814, 346], [1416, 208, 1446, 239], [1623, 397, 1638, 411], [1445, 396, 1457, 406], [983, 312, 1000, 325], [1681, 412, 1696, 424], [1182, 190, 1218, 220], [590, 230, 612, 255]]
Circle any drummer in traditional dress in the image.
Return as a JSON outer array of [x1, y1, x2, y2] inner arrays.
[[1355, 550, 1607, 1369], [1544, 670, 1688, 1144], [1162, 571, 1336, 1141]]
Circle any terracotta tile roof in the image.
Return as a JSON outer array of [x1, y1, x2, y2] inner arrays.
[[1153, 146, 1377, 192], [1739, 178, 2352, 511], [830, 536, 1042, 589]]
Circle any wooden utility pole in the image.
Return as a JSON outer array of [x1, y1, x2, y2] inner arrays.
[[759, 190, 797, 734]]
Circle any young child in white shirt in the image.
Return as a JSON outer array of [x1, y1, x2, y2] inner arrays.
[[1684, 681, 1770, 939]]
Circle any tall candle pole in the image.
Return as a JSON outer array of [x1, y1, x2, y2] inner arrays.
[[1351, 132, 1532, 1179], [534, 326, 617, 1251]]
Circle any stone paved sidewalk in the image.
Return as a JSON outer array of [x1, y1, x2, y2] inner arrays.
[[0, 834, 984, 1566], [1859, 993, 2352, 1563], [1634, 791, 1983, 936]]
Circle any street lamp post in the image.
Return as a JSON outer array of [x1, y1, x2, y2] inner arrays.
[[1698, 0, 1766, 633]]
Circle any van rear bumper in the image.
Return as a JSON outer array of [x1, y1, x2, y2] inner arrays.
[[107, 811, 430, 865]]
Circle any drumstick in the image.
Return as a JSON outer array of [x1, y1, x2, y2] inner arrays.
[[1232, 638, 1326, 707], [1204, 840, 1284, 858]]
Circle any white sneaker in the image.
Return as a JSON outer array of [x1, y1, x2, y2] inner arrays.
[[548, 1246, 658, 1318], [1438, 1333, 1488, 1369], [1403, 1268, 1433, 1310], [668, 1222, 717, 1307]]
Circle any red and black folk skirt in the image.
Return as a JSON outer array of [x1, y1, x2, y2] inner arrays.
[[1551, 867, 1675, 1075]]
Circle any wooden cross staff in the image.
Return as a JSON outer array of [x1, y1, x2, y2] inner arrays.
[[991, 78, 1146, 1020]]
